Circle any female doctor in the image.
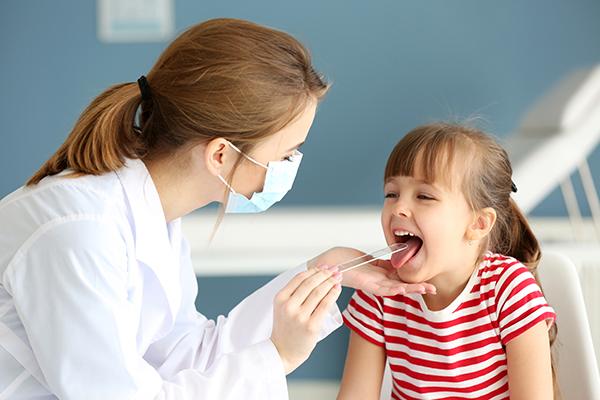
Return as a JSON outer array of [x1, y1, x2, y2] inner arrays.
[[0, 18, 434, 399]]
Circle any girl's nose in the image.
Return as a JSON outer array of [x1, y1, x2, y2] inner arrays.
[[393, 202, 411, 218]]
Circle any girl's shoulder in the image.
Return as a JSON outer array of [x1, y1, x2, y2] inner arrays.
[[478, 252, 538, 300], [479, 252, 525, 276]]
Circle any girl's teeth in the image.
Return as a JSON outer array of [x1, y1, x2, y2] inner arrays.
[[393, 230, 414, 237]]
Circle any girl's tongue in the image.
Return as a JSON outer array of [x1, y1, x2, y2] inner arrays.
[[391, 236, 422, 269]]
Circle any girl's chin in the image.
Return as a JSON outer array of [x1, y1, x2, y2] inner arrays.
[[396, 270, 428, 284], [395, 253, 429, 283]]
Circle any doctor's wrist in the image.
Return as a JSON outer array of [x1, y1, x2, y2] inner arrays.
[[269, 338, 297, 374]]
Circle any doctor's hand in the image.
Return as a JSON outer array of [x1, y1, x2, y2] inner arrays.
[[310, 247, 436, 296], [271, 266, 342, 374]]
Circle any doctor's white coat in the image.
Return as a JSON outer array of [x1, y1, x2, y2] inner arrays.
[[0, 159, 342, 399]]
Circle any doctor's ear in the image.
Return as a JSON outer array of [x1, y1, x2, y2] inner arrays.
[[202, 138, 234, 176], [466, 207, 497, 242]]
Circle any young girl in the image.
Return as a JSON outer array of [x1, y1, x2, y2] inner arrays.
[[339, 123, 557, 400]]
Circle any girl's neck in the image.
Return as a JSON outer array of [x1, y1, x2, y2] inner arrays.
[[422, 255, 481, 311]]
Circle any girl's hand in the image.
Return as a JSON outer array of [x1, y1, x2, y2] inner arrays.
[[309, 247, 436, 296], [271, 266, 342, 374]]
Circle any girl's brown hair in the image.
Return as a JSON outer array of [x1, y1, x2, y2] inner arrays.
[[27, 18, 329, 185], [385, 122, 559, 397]]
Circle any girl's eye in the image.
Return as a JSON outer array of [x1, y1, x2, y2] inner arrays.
[[417, 194, 434, 200], [384, 192, 398, 199]]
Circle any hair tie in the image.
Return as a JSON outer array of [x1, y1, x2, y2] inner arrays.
[[511, 180, 518, 193], [137, 75, 152, 101]]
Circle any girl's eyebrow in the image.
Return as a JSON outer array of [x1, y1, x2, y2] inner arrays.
[[384, 177, 447, 193], [417, 180, 441, 190], [384, 176, 429, 185]]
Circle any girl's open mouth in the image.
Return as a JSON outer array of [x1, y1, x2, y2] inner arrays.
[[390, 229, 423, 269]]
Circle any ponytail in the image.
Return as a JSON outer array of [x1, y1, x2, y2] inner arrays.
[[507, 198, 560, 398], [27, 82, 145, 185], [507, 198, 541, 274]]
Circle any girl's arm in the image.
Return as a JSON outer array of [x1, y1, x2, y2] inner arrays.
[[337, 331, 387, 400], [505, 320, 554, 399]]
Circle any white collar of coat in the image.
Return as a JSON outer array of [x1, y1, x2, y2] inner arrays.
[[115, 158, 182, 320]]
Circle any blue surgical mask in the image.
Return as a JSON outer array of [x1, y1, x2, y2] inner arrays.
[[217, 142, 303, 213]]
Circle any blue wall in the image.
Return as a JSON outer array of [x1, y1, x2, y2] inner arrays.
[[2, 0, 600, 215], [2, 0, 600, 382]]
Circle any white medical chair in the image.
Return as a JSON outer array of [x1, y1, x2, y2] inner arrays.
[[378, 251, 600, 399], [537, 251, 600, 399]]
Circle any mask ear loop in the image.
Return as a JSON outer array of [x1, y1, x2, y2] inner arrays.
[[217, 175, 237, 194], [218, 141, 271, 194], [227, 142, 269, 169]]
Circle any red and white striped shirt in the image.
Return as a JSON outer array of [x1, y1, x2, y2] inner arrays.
[[342, 253, 556, 400]]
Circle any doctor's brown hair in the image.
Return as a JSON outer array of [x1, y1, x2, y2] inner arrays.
[[384, 122, 559, 398], [27, 18, 329, 185]]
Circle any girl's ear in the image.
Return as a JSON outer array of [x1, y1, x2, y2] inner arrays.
[[467, 207, 497, 242]]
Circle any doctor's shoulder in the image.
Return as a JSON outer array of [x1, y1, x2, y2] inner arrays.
[[1, 170, 126, 223], [0, 171, 130, 273]]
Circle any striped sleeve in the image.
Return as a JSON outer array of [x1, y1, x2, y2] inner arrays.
[[342, 290, 385, 347], [495, 261, 556, 345]]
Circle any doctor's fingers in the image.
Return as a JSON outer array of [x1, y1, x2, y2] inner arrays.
[[299, 275, 342, 317], [276, 267, 334, 303], [307, 284, 342, 329], [286, 269, 341, 310]]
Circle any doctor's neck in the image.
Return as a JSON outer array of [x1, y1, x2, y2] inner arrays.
[[144, 153, 218, 223]]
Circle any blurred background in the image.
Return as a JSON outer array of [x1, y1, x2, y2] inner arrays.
[[2, 0, 599, 397]]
